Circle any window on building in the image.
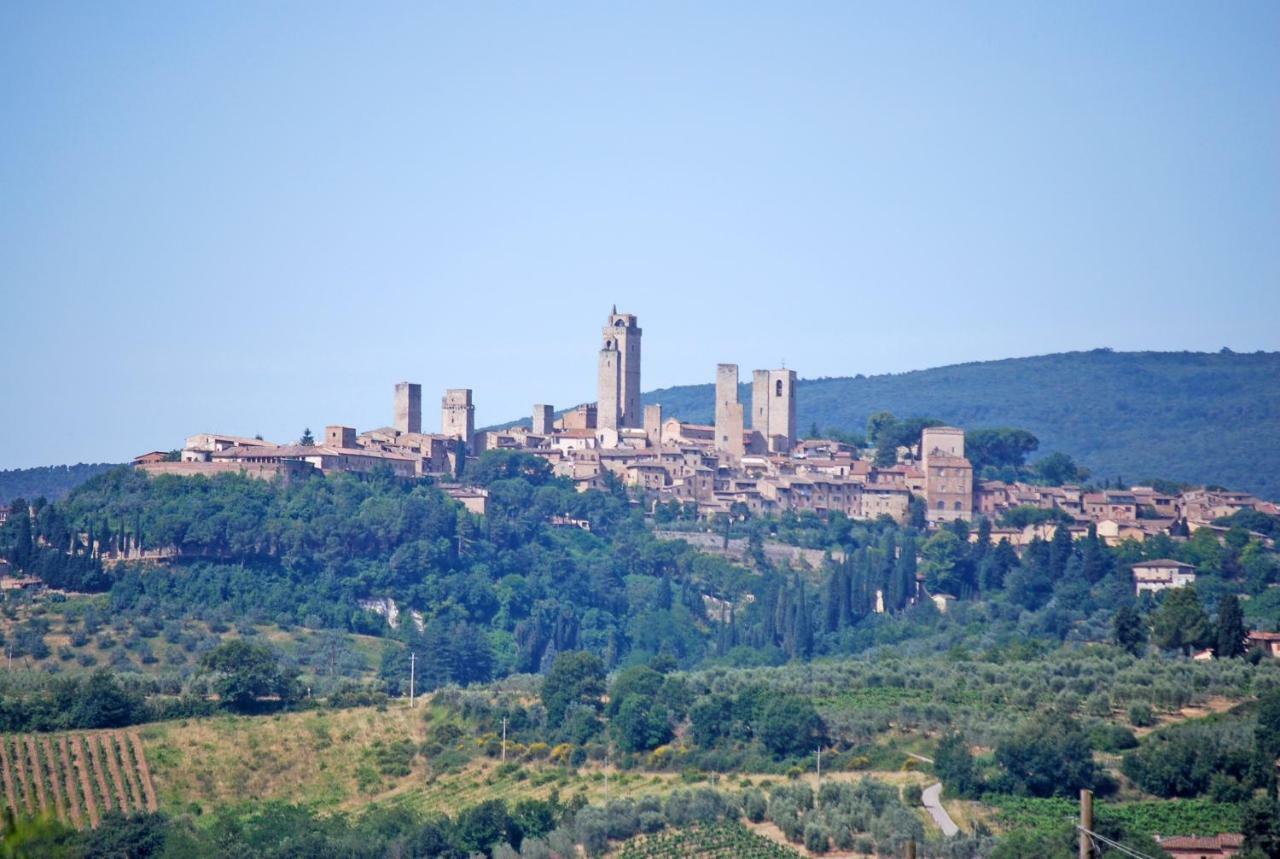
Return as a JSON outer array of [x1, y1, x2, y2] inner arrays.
[[954, 501, 962, 510], [936, 500, 945, 509], [775, 380, 783, 396]]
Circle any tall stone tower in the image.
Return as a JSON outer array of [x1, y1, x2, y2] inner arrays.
[[597, 307, 642, 432], [441, 389, 475, 451], [714, 364, 745, 457], [531, 404, 554, 436], [751, 368, 797, 453], [394, 382, 422, 434]]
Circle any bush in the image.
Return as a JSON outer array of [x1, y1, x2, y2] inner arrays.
[[1128, 703, 1157, 728], [804, 822, 830, 853]]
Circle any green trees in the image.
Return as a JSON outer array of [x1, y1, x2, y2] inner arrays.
[[1214, 594, 1247, 658], [995, 714, 1102, 798], [200, 640, 300, 712], [540, 651, 605, 728], [920, 530, 970, 597], [934, 733, 981, 797], [1151, 586, 1210, 655], [1033, 452, 1088, 485], [1112, 605, 1148, 656], [71, 670, 146, 728], [758, 697, 824, 758], [299, 428, 315, 446], [608, 666, 680, 753], [1121, 719, 1253, 798], [1256, 688, 1280, 799], [965, 428, 1040, 471]]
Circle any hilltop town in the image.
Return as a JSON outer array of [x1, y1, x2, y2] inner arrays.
[[132, 308, 1279, 551]]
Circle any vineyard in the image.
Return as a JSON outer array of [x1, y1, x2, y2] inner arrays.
[[988, 795, 1242, 839], [616, 823, 802, 858], [0, 731, 157, 828]]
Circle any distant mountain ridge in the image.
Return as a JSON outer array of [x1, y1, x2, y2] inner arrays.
[[639, 350, 1280, 498]]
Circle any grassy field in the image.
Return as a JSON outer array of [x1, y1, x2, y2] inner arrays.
[[138, 701, 934, 822], [0, 596, 389, 686]]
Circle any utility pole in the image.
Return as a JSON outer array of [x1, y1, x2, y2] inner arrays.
[[906, 838, 916, 859], [815, 747, 822, 810], [409, 652, 416, 708], [604, 747, 610, 804], [1079, 788, 1093, 859], [501, 717, 508, 762]]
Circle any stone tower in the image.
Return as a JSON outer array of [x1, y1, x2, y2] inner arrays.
[[532, 404, 554, 436], [714, 364, 745, 457], [394, 382, 422, 434], [441, 389, 475, 451], [597, 307, 642, 432], [751, 368, 797, 453]]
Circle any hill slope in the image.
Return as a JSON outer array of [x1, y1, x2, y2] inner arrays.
[[642, 350, 1280, 498], [0, 463, 121, 504]]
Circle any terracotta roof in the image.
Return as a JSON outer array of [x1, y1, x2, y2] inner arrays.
[[1157, 833, 1242, 850], [1132, 559, 1195, 569]]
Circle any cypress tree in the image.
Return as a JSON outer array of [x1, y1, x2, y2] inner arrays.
[[1215, 594, 1247, 659]]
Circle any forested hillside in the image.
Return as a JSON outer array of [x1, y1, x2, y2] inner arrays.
[[0, 463, 120, 502], [643, 350, 1280, 498]]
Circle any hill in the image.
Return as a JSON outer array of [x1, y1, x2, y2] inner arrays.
[[641, 350, 1280, 498], [0, 463, 122, 504]]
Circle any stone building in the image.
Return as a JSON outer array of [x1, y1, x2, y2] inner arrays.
[[532, 404, 554, 436], [597, 307, 642, 434], [751, 369, 796, 453], [714, 363, 746, 457], [394, 382, 422, 434], [1132, 559, 1197, 596], [442, 388, 475, 452], [922, 426, 973, 523]]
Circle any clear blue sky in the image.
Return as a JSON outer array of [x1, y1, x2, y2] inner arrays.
[[3, 3, 1278, 468]]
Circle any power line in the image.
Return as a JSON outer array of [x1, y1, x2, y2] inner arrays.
[[1077, 825, 1161, 859]]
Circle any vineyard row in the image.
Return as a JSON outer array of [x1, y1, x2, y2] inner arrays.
[[0, 730, 157, 829]]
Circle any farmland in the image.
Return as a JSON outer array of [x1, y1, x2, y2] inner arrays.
[[617, 822, 802, 857], [0, 730, 156, 828]]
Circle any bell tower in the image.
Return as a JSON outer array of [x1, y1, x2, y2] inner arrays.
[[597, 306, 642, 431]]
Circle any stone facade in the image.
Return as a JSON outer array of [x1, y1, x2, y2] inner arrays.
[[597, 307, 642, 431], [532, 404, 554, 436], [394, 382, 422, 434], [714, 363, 746, 457], [922, 427, 973, 522], [752, 368, 796, 453], [442, 388, 475, 451]]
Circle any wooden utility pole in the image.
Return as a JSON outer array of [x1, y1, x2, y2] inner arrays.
[[409, 652, 416, 708], [501, 717, 508, 762], [906, 838, 916, 859], [815, 747, 822, 810], [1079, 788, 1093, 859]]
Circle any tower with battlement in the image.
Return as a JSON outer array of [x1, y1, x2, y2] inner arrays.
[[442, 388, 475, 452], [597, 307, 642, 433]]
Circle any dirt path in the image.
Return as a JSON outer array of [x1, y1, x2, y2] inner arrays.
[[128, 732, 158, 812], [117, 732, 148, 813], [53, 737, 83, 828], [24, 736, 48, 814], [84, 734, 114, 814], [0, 736, 19, 817], [96, 733, 132, 812], [13, 738, 37, 815], [922, 782, 959, 837], [40, 737, 71, 826], [71, 732, 98, 824]]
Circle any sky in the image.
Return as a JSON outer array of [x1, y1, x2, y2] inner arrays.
[[2, 2, 1278, 469]]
